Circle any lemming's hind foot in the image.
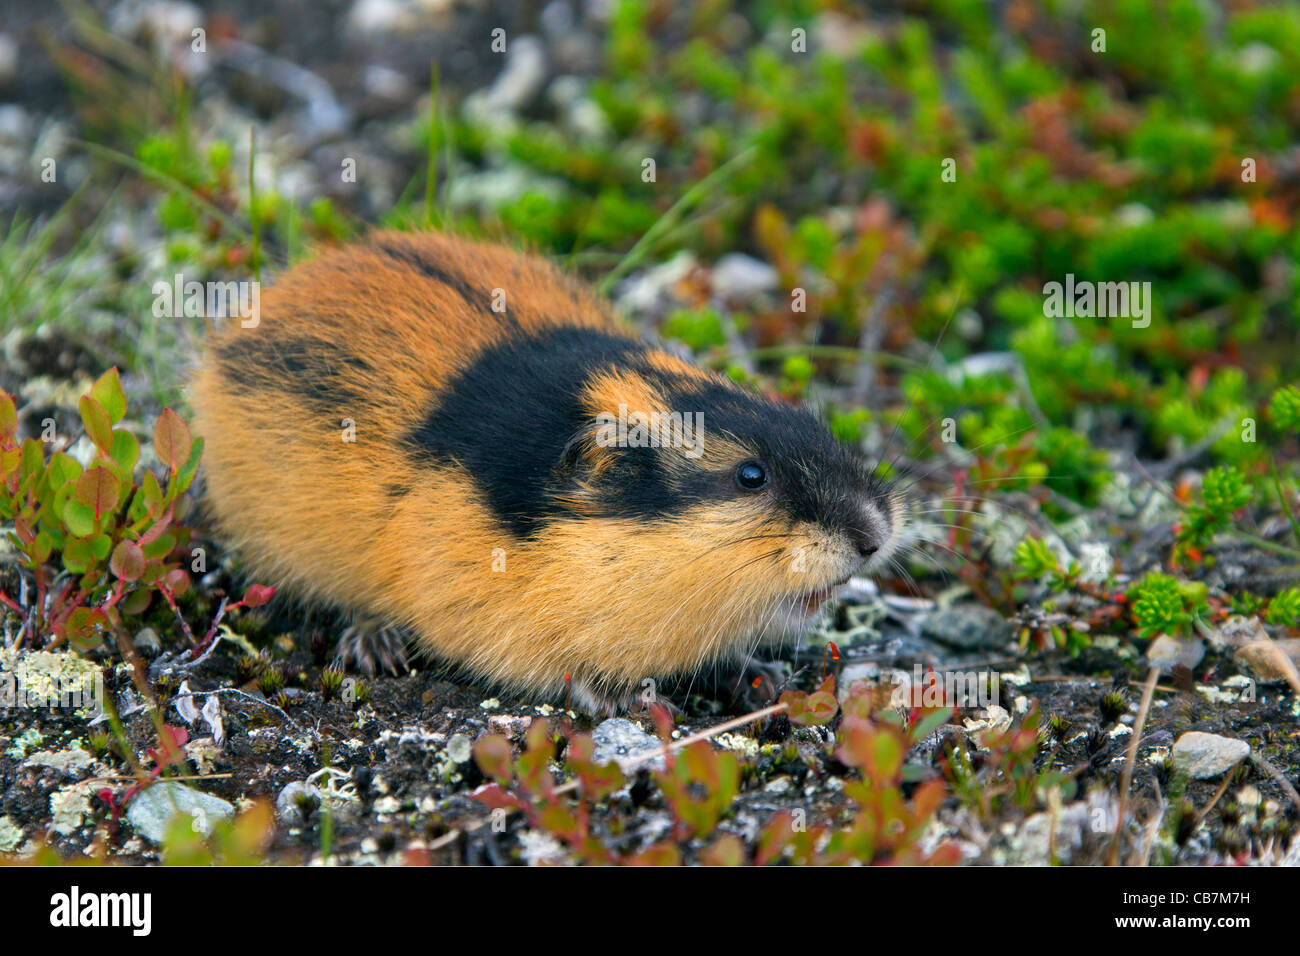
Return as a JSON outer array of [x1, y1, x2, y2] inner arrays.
[[335, 618, 411, 674], [567, 676, 675, 717]]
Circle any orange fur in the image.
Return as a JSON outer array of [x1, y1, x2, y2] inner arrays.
[[192, 231, 875, 708]]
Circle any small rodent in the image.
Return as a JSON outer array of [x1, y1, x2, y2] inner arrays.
[[192, 232, 903, 712]]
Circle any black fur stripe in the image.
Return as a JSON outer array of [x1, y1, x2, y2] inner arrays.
[[215, 335, 369, 414], [370, 237, 502, 319]]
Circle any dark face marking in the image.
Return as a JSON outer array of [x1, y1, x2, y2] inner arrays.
[[404, 328, 646, 536], [664, 377, 888, 551], [403, 327, 889, 545], [215, 335, 369, 414]]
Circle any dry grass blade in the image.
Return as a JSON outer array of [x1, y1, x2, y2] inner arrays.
[[1109, 667, 1158, 866]]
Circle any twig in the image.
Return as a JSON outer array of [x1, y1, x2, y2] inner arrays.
[[185, 687, 307, 735], [157, 583, 198, 646], [1192, 764, 1239, 830], [1250, 752, 1300, 814], [1109, 667, 1158, 866], [1133, 777, 1165, 867], [84, 772, 234, 785]]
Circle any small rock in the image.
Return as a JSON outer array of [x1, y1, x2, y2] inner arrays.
[[0, 104, 31, 147], [487, 714, 532, 738], [363, 64, 411, 101], [23, 748, 93, 775], [49, 785, 93, 835], [920, 604, 1012, 651], [446, 733, 473, 763], [275, 781, 321, 825], [710, 253, 778, 300], [0, 815, 22, 852], [126, 782, 234, 843], [963, 705, 1012, 748], [133, 627, 161, 654], [1146, 634, 1204, 673], [763, 775, 793, 795], [614, 251, 698, 315], [1170, 732, 1250, 780], [348, 0, 416, 35], [518, 829, 568, 866], [591, 718, 662, 770], [467, 35, 547, 115], [835, 661, 879, 701], [1234, 639, 1300, 684], [1009, 791, 1116, 865]]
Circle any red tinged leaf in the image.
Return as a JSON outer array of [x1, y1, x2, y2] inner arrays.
[[628, 842, 682, 866], [75, 466, 120, 520], [148, 725, 190, 769], [78, 395, 114, 453], [110, 539, 145, 581], [473, 734, 515, 785], [0, 391, 16, 441], [138, 504, 174, 547], [780, 685, 839, 726], [153, 408, 193, 474], [241, 584, 275, 608], [699, 834, 746, 866], [64, 607, 108, 653], [164, 568, 191, 595]]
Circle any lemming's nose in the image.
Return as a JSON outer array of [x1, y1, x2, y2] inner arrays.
[[848, 526, 878, 558]]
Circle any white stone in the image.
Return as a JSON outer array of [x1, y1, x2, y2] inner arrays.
[[1171, 732, 1250, 780]]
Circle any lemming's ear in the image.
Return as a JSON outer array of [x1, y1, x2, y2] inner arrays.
[[555, 418, 617, 483]]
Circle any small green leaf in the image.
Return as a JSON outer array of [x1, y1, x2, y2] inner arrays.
[[46, 452, 83, 488], [89, 533, 112, 561], [142, 532, 176, 559], [33, 531, 53, 563], [142, 470, 164, 516], [90, 368, 127, 424], [79, 395, 114, 452], [110, 430, 140, 477], [63, 537, 95, 570], [20, 439, 43, 482], [62, 499, 95, 538], [172, 436, 204, 495]]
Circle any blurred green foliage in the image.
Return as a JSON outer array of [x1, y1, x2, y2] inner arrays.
[[402, 0, 1300, 510]]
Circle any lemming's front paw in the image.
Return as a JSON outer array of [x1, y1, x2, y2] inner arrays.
[[335, 619, 411, 675]]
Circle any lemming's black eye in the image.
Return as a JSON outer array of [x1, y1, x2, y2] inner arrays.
[[735, 461, 768, 491]]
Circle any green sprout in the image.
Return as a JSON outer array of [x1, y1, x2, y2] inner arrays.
[[1128, 572, 1208, 639], [1265, 588, 1300, 627]]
